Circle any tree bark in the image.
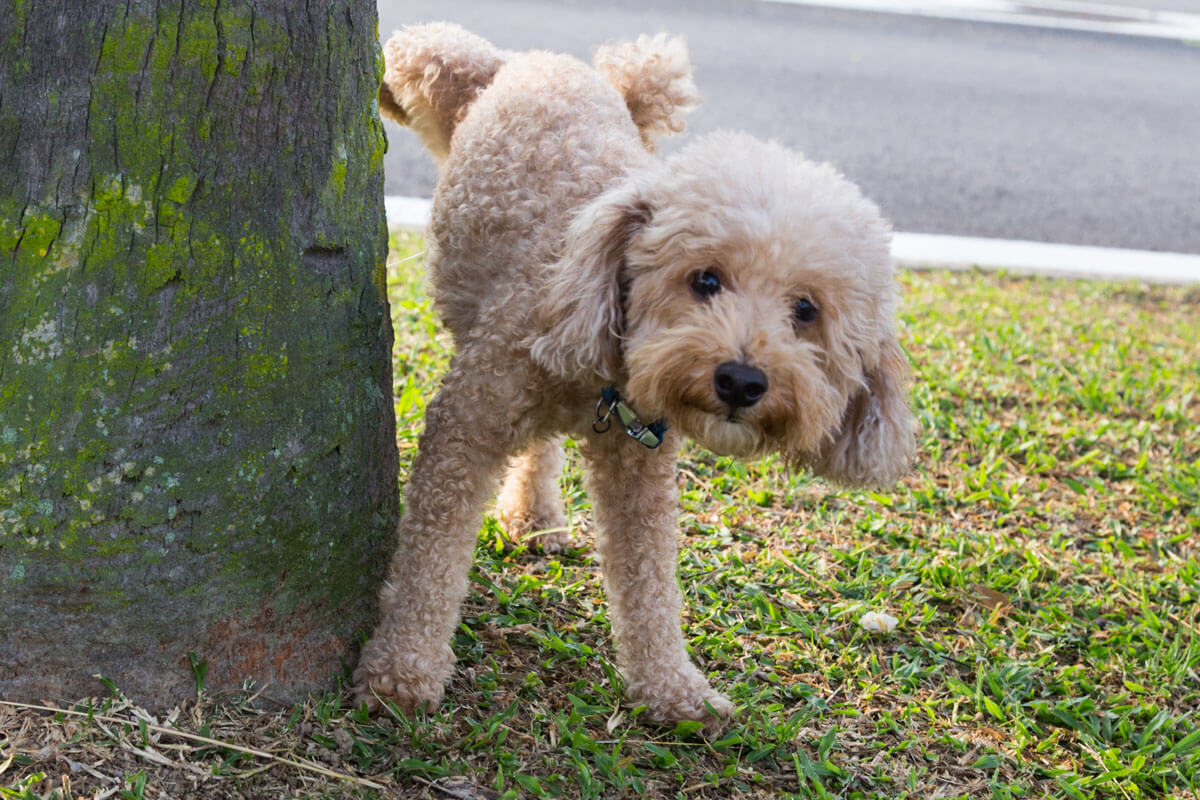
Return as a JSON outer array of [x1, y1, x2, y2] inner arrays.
[[0, 0, 397, 707]]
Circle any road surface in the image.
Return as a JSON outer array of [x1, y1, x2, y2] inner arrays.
[[377, 0, 1200, 255]]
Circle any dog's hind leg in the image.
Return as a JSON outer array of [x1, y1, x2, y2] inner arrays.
[[496, 438, 570, 552], [580, 430, 734, 733], [379, 23, 506, 162], [354, 363, 524, 713]]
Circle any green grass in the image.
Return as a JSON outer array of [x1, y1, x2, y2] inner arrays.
[[4, 232, 1198, 799]]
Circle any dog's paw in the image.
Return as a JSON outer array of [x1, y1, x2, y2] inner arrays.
[[526, 525, 572, 554], [627, 669, 734, 736], [351, 640, 450, 715], [650, 688, 734, 736], [496, 508, 571, 553]]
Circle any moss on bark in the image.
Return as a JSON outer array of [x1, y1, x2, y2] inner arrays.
[[0, 0, 397, 707]]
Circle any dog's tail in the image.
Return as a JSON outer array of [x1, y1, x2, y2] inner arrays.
[[378, 23, 506, 162], [593, 34, 701, 152]]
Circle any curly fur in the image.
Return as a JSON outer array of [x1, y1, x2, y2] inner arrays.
[[378, 22, 507, 160], [593, 33, 701, 151], [355, 23, 917, 733]]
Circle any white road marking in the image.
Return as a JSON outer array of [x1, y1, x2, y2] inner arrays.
[[385, 195, 1200, 284], [762, 0, 1200, 40]]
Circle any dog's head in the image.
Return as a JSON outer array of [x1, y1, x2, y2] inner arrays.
[[532, 132, 916, 486]]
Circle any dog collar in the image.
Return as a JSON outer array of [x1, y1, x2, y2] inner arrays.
[[593, 385, 669, 449]]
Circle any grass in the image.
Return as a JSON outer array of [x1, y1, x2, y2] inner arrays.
[[3, 231, 1198, 799]]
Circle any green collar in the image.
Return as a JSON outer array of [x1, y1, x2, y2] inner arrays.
[[593, 385, 669, 449]]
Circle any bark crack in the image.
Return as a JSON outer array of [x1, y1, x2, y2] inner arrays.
[[81, 17, 108, 190], [248, 4, 256, 51], [204, 0, 226, 113], [11, 202, 31, 258]]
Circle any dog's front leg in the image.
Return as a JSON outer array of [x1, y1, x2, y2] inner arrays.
[[354, 369, 517, 714], [580, 430, 734, 733]]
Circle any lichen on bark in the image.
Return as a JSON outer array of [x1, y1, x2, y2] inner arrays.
[[0, 0, 397, 707]]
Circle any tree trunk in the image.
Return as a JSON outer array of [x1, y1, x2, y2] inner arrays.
[[0, 0, 396, 707]]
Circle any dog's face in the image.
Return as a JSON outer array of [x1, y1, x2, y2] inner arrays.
[[533, 133, 916, 486]]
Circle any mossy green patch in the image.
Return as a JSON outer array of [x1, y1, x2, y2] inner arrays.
[[16, 212, 61, 258], [164, 175, 196, 205], [5, 0, 30, 75]]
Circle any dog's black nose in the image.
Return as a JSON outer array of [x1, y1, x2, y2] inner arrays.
[[713, 361, 768, 410]]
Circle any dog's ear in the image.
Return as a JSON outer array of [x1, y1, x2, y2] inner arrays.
[[809, 334, 917, 488], [530, 184, 650, 383]]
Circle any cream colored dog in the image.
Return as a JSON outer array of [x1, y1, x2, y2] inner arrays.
[[355, 23, 916, 731]]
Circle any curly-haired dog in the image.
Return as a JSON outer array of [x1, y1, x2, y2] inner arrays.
[[355, 22, 916, 731]]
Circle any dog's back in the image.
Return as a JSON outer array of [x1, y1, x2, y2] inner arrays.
[[423, 51, 646, 336], [379, 25, 698, 338], [379, 23, 699, 160]]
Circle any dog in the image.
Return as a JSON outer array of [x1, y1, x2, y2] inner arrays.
[[354, 22, 916, 732]]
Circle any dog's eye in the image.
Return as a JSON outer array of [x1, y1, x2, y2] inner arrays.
[[792, 297, 819, 325], [690, 270, 722, 298]]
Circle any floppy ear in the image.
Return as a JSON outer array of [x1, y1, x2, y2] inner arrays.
[[529, 183, 650, 384], [810, 335, 917, 488]]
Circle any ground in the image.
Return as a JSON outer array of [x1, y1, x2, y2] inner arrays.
[[2, 232, 1198, 799]]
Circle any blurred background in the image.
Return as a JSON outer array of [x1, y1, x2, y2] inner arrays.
[[376, 0, 1200, 255]]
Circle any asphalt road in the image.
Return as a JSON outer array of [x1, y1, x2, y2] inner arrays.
[[377, 0, 1200, 254]]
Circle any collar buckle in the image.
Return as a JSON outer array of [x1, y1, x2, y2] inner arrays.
[[593, 385, 668, 449]]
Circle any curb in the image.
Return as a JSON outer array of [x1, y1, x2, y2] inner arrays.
[[385, 195, 1200, 285], [892, 232, 1200, 284]]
